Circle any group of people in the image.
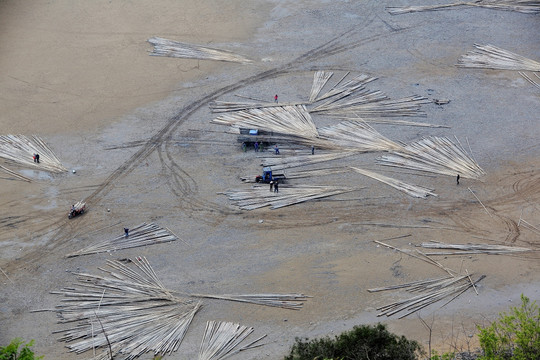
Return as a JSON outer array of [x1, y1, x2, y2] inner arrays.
[[32, 153, 40, 163], [269, 180, 279, 193]]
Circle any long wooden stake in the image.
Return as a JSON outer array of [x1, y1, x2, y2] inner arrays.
[[468, 187, 493, 218], [0, 265, 13, 284]]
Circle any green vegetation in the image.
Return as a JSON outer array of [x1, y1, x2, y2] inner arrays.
[[0, 338, 43, 360], [284, 323, 423, 360], [477, 294, 540, 360]]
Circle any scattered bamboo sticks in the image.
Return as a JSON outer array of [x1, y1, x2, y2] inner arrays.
[[387, 1, 540, 15], [221, 185, 356, 210], [350, 167, 437, 198], [0, 135, 67, 173], [198, 321, 265, 360], [148, 37, 251, 63], [519, 71, 540, 89], [212, 105, 319, 138], [317, 121, 404, 152], [370, 274, 485, 319], [0, 164, 31, 182], [419, 241, 533, 255], [377, 136, 485, 179], [457, 44, 540, 72], [66, 222, 179, 257]]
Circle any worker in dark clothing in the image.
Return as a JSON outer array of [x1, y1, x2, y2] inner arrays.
[[254, 142, 259, 152], [311, 146, 315, 155], [274, 145, 280, 155], [274, 181, 279, 193], [35, 153, 40, 163], [124, 228, 129, 238], [242, 142, 247, 152], [456, 174, 460, 185]]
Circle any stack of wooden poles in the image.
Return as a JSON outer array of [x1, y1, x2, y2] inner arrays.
[[457, 43, 540, 72], [148, 37, 251, 63], [221, 185, 355, 210], [66, 222, 179, 257]]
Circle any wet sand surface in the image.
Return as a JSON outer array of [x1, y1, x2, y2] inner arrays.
[[1, 1, 539, 359]]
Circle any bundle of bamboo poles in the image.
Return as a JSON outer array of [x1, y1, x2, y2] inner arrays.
[[419, 241, 533, 255], [350, 167, 437, 198], [209, 100, 301, 113], [369, 274, 485, 318], [51, 257, 308, 359], [0, 164, 31, 182], [148, 37, 251, 63], [309, 71, 334, 103], [0, 135, 67, 173], [377, 136, 485, 179], [198, 321, 265, 360], [334, 115, 450, 128], [457, 44, 540, 72], [66, 222, 179, 257], [317, 121, 404, 152], [212, 105, 319, 138], [241, 168, 347, 183], [312, 96, 430, 117], [221, 185, 355, 210], [387, 1, 540, 15], [260, 152, 356, 171]]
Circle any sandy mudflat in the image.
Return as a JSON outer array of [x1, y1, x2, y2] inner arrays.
[[1, 0, 539, 359]]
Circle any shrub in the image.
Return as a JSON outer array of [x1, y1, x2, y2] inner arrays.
[[477, 294, 540, 360], [284, 323, 424, 360], [0, 338, 43, 360]]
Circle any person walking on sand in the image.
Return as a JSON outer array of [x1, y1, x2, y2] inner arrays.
[[269, 181, 274, 192], [456, 174, 460, 185], [274, 181, 279, 193], [242, 142, 247, 152], [124, 228, 129, 238], [254, 142, 259, 152], [35, 153, 40, 163], [274, 94, 278, 103], [311, 145, 315, 155], [274, 145, 280, 155]]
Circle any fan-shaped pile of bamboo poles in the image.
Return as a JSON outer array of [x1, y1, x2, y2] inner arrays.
[[0, 135, 67, 173], [377, 136, 485, 179], [53, 257, 201, 360], [387, 1, 540, 15], [350, 167, 437, 198], [369, 274, 485, 318], [212, 105, 319, 138], [260, 152, 355, 171], [66, 222, 179, 257], [222, 185, 355, 210], [51, 257, 308, 359], [419, 241, 533, 255], [198, 321, 265, 360], [457, 44, 540, 72], [317, 121, 404, 152], [0, 164, 31, 182], [148, 37, 251, 63]]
